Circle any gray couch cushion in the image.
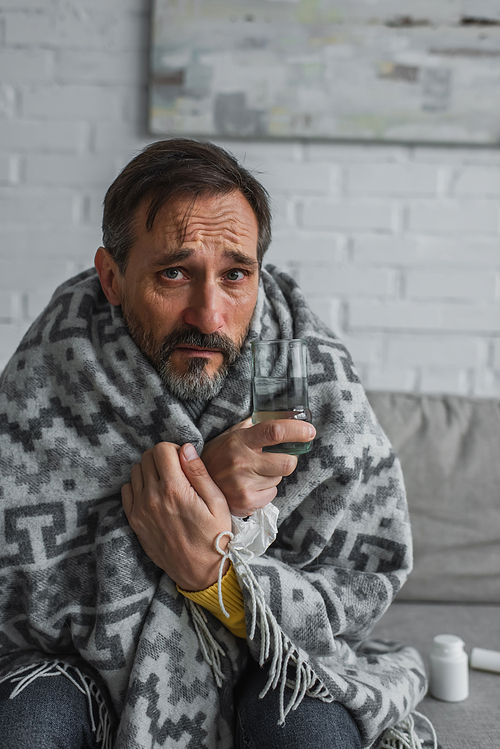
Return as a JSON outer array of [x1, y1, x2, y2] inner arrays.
[[367, 392, 500, 603], [371, 602, 500, 749]]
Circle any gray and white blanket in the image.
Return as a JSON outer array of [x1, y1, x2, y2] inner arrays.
[[0, 265, 427, 748]]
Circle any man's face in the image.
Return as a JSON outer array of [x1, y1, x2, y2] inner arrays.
[[109, 190, 260, 400]]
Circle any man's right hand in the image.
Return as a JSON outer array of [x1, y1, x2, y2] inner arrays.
[[201, 418, 316, 517]]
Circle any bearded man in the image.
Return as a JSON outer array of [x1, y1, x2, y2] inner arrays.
[[0, 140, 429, 749]]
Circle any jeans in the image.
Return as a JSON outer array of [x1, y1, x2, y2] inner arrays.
[[235, 658, 363, 749], [0, 666, 100, 749], [0, 659, 362, 749]]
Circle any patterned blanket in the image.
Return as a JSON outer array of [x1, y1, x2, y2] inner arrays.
[[0, 265, 427, 748]]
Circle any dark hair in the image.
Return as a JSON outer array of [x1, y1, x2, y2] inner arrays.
[[102, 139, 272, 272]]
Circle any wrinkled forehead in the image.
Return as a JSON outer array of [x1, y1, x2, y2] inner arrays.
[[135, 190, 259, 251]]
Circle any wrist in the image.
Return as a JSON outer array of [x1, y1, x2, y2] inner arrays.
[[179, 556, 230, 593]]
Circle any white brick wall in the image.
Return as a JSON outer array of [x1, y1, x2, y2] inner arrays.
[[1, 0, 500, 398]]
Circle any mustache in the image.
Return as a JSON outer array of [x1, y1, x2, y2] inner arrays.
[[160, 328, 241, 364]]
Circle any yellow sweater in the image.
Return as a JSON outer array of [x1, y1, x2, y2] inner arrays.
[[178, 563, 247, 639]]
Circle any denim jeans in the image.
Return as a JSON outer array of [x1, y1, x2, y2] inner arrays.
[[0, 667, 100, 749], [235, 658, 363, 749], [0, 658, 362, 749]]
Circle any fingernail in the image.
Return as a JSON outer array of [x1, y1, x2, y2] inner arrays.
[[183, 443, 198, 461], [308, 425, 316, 439]]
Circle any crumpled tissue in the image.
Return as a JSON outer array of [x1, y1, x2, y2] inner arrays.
[[230, 503, 279, 558]]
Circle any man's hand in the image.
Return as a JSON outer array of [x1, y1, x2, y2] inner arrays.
[[121, 442, 232, 591], [201, 418, 316, 517]]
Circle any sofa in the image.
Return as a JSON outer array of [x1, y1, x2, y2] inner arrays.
[[366, 391, 500, 749]]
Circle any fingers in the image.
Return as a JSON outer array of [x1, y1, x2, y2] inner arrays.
[[179, 443, 228, 515], [147, 445, 168, 483], [120, 440, 232, 591], [130, 462, 144, 496], [148, 442, 183, 488], [256, 452, 298, 477], [121, 483, 134, 518], [230, 487, 278, 518], [123, 461, 146, 519], [123, 443, 183, 517], [242, 419, 316, 452]]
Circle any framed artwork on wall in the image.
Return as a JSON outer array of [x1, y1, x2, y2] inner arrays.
[[149, 0, 500, 144]]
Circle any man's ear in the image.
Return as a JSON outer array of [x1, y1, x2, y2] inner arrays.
[[94, 247, 123, 307]]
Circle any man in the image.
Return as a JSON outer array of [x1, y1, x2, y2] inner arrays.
[[0, 140, 428, 749]]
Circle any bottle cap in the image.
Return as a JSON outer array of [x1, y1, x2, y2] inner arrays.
[[432, 634, 465, 654], [470, 647, 500, 673]]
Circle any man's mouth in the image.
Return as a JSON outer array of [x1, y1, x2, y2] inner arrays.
[[174, 345, 223, 358], [147, 327, 243, 370]]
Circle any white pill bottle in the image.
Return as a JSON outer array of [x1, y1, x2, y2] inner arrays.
[[429, 634, 469, 702]]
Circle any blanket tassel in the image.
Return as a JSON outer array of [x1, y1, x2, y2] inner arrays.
[[0, 660, 113, 749], [232, 549, 334, 724], [186, 599, 226, 687], [379, 711, 438, 749], [190, 538, 334, 725]]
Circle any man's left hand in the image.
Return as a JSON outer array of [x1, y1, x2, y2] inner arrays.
[[201, 417, 315, 517], [121, 442, 232, 591]]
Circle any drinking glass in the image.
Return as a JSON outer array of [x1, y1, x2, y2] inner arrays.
[[251, 338, 312, 455]]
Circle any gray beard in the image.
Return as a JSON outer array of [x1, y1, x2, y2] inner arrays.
[[120, 300, 248, 401], [157, 355, 229, 401]]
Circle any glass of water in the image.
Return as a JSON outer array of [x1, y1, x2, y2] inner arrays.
[[251, 338, 312, 455]]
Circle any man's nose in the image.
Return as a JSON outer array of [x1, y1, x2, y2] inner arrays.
[[183, 282, 224, 334]]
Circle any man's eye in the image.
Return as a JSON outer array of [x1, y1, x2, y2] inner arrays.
[[163, 268, 182, 279], [226, 270, 245, 281]]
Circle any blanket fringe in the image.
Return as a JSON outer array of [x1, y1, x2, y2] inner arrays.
[[0, 660, 113, 749], [379, 711, 438, 749], [186, 599, 226, 687], [191, 536, 334, 725], [233, 549, 334, 724]]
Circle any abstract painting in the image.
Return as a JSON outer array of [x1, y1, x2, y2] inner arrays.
[[150, 0, 500, 143]]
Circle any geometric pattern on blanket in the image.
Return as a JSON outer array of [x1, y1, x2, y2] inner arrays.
[[0, 265, 427, 748]]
